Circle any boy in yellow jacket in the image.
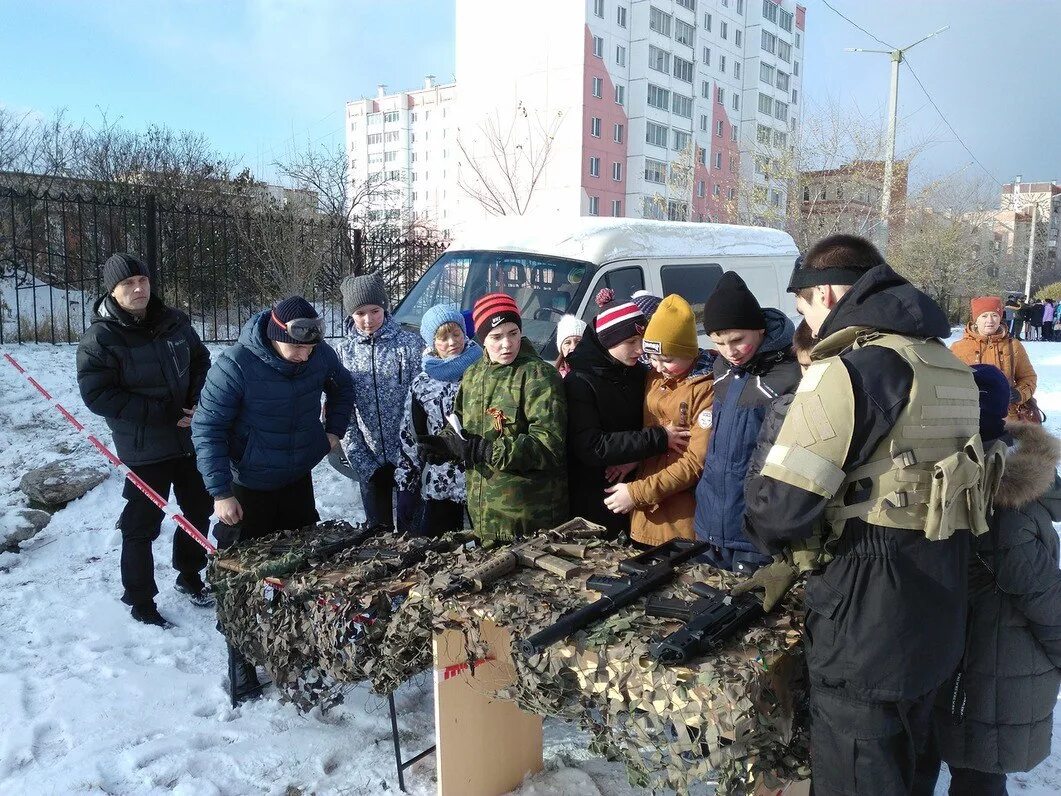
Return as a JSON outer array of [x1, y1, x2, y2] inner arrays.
[[604, 295, 714, 545]]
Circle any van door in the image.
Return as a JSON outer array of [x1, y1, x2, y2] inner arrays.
[[577, 263, 646, 323]]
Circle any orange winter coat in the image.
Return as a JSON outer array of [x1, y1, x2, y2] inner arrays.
[[951, 325, 1037, 420], [628, 363, 714, 546]]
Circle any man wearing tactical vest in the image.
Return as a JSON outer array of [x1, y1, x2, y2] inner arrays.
[[739, 235, 995, 795]]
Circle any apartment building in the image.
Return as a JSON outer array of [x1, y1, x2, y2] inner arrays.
[[344, 77, 457, 228]]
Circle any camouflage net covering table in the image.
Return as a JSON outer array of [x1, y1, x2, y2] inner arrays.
[[400, 533, 810, 796]]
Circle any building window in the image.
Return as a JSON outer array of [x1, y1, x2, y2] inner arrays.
[[762, 30, 777, 55], [617, 5, 627, 27], [614, 123, 624, 142], [795, 32, 801, 49], [714, 183, 722, 197], [594, 0, 605, 17], [761, 62, 775, 84], [704, 12, 712, 31], [803, 185, 811, 201], [612, 161, 623, 181], [792, 88, 798, 104], [779, 8, 793, 31], [612, 199, 623, 216], [591, 116, 601, 137], [729, 186, 736, 199], [737, 0, 744, 12], [772, 190, 782, 207], [676, 0, 695, 9], [649, 45, 671, 73], [702, 46, 711, 66], [592, 76, 603, 97], [776, 71, 790, 91], [649, 6, 672, 36], [755, 155, 768, 174], [720, 54, 727, 73], [697, 180, 705, 197], [735, 29, 742, 47], [731, 124, 738, 141], [616, 45, 626, 66], [647, 83, 670, 110], [701, 79, 710, 98], [384, 131, 399, 142], [716, 119, 724, 137], [672, 92, 693, 117], [778, 40, 792, 62], [774, 99, 789, 120], [762, 0, 778, 23], [646, 122, 669, 147], [714, 151, 723, 169], [589, 196, 600, 215], [410, 152, 417, 162], [589, 156, 600, 177], [673, 55, 694, 82], [645, 157, 667, 183], [673, 129, 691, 151], [614, 84, 626, 104], [757, 123, 771, 144], [668, 199, 689, 220], [794, 60, 800, 76], [384, 150, 397, 162], [593, 36, 604, 58], [732, 93, 740, 111], [700, 114, 709, 131], [716, 86, 725, 104], [720, 21, 728, 39], [774, 129, 787, 147], [367, 134, 382, 145], [758, 92, 773, 114], [675, 18, 694, 47], [383, 111, 399, 123], [697, 146, 707, 165]]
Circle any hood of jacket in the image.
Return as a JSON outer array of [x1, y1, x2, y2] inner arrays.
[[240, 308, 318, 376], [816, 263, 951, 342], [566, 325, 646, 381], [343, 312, 403, 344], [993, 422, 1061, 513], [90, 294, 184, 334], [960, 322, 1012, 346]]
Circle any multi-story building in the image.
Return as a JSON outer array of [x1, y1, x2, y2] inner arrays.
[[997, 177, 1061, 288], [795, 160, 908, 250], [453, 0, 805, 228], [344, 77, 458, 228]]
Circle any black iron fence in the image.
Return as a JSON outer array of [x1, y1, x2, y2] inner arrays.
[[0, 189, 448, 344]]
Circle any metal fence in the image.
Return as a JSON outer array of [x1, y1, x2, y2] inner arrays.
[[0, 188, 449, 344]]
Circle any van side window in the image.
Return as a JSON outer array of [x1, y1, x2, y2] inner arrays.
[[581, 266, 645, 322], [661, 264, 723, 326]]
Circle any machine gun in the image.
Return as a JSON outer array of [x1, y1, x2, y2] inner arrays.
[[518, 538, 710, 656], [645, 582, 763, 665]]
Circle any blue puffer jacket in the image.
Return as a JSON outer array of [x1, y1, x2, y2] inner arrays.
[[336, 314, 424, 482], [192, 310, 355, 497], [694, 309, 801, 566]]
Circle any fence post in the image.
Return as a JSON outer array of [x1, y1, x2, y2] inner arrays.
[[145, 194, 159, 282], [353, 227, 364, 275]]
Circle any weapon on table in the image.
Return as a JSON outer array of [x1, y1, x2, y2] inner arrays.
[[266, 521, 391, 559], [437, 541, 585, 598], [645, 582, 763, 665], [518, 538, 710, 657]]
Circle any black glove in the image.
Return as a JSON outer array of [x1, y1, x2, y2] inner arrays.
[[1010, 387, 1022, 404], [417, 433, 493, 467]]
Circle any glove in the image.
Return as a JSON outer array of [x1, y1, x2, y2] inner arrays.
[[417, 434, 493, 467], [1010, 387, 1022, 404], [730, 558, 800, 612]]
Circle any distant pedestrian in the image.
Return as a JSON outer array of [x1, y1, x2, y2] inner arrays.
[[1042, 298, 1055, 341], [77, 253, 213, 628]]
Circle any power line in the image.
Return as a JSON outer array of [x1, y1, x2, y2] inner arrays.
[[903, 58, 1001, 185], [820, 0, 894, 49]]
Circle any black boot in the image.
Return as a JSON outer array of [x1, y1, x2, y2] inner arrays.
[[227, 644, 264, 706], [131, 602, 173, 628], [175, 574, 215, 608]]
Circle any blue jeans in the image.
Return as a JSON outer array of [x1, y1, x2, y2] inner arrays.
[[360, 464, 420, 531]]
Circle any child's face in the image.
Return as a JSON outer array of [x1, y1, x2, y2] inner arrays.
[[484, 322, 521, 365], [560, 335, 581, 358], [434, 323, 466, 359], [650, 354, 694, 377], [607, 335, 643, 367], [352, 304, 385, 335], [710, 328, 765, 367]]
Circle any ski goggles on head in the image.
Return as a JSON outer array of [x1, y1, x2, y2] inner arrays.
[[270, 311, 324, 344]]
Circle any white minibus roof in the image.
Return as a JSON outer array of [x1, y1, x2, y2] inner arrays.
[[446, 217, 799, 265]]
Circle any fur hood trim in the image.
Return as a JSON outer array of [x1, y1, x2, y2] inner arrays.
[[993, 422, 1061, 509]]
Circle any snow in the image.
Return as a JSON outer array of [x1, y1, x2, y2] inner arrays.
[[0, 274, 91, 343], [1, 337, 1060, 795]]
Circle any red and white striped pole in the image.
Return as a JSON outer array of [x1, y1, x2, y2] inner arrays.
[[3, 352, 217, 555]]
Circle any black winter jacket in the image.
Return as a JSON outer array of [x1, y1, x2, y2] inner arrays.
[[936, 422, 1061, 774], [565, 327, 667, 535], [744, 264, 971, 702], [76, 295, 210, 467]]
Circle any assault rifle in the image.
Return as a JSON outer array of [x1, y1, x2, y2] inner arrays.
[[645, 582, 763, 665], [266, 521, 391, 559], [438, 541, 584, 598], [518, 538, 710, 656]]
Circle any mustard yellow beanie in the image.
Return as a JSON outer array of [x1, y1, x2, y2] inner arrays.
[[642, 295, 698, 358]]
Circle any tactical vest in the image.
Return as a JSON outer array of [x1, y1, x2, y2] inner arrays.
[[760, 327, 1005, 572]]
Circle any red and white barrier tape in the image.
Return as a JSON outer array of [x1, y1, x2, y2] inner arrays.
[[3, 352, 217, 555]]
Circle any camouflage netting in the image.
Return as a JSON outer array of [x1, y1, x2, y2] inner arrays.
[[400, 533, 810, 796]]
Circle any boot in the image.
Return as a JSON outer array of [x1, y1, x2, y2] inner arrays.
[[175, 574, 215, 608], [131, 602, 173, 629], [227, 644, 264, 706]]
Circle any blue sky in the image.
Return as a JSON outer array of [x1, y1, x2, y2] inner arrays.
[[2, 0, 1058, 189]]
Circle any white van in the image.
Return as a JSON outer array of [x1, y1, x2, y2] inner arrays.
[[393, 217, 799, 359]]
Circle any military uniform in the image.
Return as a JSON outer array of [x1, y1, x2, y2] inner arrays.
[[744, 263, 998, 796]]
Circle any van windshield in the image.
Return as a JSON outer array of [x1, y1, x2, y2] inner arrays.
[[394, 250, 595, 358]]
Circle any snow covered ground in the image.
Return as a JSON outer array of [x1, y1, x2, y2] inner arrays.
[[0, 337, 1059, 795]]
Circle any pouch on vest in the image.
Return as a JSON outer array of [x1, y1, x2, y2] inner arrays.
[[925, 437, 987, 541]]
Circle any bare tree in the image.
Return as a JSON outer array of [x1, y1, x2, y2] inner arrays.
[[645, 139, 697, 221], [456, 103, 564, 216]]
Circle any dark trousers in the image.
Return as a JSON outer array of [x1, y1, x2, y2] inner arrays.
[[808, 685, 938, 796], [215, 474, 320, 548], [360, 464, 420, 531], [119, 456, 211, 606], [419, 499, 466, 537], [912, 728, 1008, 796]]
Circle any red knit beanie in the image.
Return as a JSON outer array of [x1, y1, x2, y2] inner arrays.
[[472, 293, 521, 342], [970, 296, 1002, 321]]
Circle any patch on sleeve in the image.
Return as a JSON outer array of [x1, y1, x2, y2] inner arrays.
[[797, 361, 831, 394], [803, 394, 837, 441], [697, 410, 712, 429]]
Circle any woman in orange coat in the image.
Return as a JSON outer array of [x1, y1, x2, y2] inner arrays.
[[951, 295, 1037, 420]]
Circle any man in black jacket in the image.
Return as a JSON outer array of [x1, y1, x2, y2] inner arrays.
[[77, 253, 213, 628], [740, 235, 979, 795]]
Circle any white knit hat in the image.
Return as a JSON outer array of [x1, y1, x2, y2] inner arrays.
[[556, 314, 587, 346]]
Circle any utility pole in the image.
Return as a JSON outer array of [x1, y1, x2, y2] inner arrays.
[[846, 25, 949, 256], [1024, 201, 1038, 298]]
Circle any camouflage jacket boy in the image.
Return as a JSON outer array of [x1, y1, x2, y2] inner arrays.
[[451, 338, 568, 545]]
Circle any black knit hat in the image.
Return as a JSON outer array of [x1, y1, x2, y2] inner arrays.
[[267, 296, 322, 344], [102, 252, 151, 295], [702, 272, 766, 334]]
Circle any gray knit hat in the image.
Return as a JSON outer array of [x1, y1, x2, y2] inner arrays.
[[341, 271, 388, 315]]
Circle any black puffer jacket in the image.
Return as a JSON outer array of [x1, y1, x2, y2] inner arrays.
[[77, 295, 210, 467], [936, 422, 1061, 773], [744, 264, 971, 702], [565, 326, 667, 535]]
